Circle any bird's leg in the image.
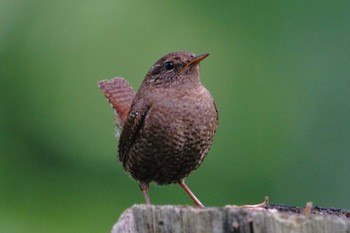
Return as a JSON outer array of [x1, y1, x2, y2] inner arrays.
[[139, 182, 151, 205], [179, 180, 204, 208]]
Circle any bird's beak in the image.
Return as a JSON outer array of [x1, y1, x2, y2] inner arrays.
[[188, 53, 210, 67], [180, 53, 209, 75]]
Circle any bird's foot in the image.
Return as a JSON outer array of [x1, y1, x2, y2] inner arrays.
[[225, 196, 269, 209]]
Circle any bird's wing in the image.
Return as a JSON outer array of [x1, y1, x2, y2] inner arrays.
[[118, 99, 150, 164]]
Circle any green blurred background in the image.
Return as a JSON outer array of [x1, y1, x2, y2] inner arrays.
[[1, 1, 350, 232]]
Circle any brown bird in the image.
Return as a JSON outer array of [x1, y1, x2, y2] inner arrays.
[[98, 52, 218, 207]]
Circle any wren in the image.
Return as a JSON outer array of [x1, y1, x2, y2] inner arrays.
[[98, 52, 218, 207]]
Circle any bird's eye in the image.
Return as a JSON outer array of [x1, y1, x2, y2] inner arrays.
[[164, 61, 174, 70]]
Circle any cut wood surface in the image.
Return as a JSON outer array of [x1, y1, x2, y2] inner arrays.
[[112, 204, 350, 233]]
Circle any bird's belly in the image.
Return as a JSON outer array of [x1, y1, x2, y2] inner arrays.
[[125, 100, 217, 185]]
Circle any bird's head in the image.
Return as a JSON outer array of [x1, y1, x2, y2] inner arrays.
[[143, 52, 209, 88]]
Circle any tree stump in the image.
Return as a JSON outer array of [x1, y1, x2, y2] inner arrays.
[[112, 204, 350, 233]]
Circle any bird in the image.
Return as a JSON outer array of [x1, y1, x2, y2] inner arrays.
[[98, 52, 218, 207]]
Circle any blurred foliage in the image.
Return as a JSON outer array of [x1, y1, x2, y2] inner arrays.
[[1, 1, 350, 232]]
